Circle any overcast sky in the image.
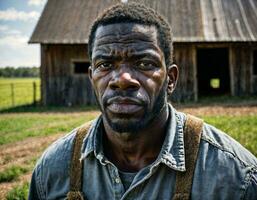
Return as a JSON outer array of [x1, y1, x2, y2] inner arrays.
[[0, 0, 46, 68]]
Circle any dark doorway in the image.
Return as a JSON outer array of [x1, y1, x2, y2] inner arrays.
[[197, 48, 230, 97]]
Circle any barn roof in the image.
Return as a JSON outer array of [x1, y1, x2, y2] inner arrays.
[[29, 0, 257, 44]]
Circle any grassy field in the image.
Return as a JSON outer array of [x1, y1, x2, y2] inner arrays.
[[203, 115, 257, 155], [0, 81, 256, 199], [0, 110, 256, 154], [0, 106, 256, 199], [0, 78, 40, 110], [0, 111, 98, 145], [0, 110, 99, 199]]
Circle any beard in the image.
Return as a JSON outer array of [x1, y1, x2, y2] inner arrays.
[[95, 79, 168, 133]]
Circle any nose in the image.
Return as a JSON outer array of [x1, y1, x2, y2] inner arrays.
[[109, 65, 140, 91]]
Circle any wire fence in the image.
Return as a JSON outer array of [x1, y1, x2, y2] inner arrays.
[[0, 81, 41, 110]]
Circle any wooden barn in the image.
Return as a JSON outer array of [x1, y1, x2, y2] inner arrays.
[[29, 0, 257, 105]]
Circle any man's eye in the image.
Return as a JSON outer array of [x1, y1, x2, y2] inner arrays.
[[96, 63, 113, 70], [137, 62, 155, 70]]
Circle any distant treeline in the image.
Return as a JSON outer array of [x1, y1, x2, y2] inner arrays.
[[0, 67, 39, 77]]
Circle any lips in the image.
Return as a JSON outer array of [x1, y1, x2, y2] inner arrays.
[[106, 97, 144, 114]]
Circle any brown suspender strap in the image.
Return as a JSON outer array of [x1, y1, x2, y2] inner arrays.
[[66, 115, 203, 200], [67, 121, 92, 200], [173, 114, 203, 200]]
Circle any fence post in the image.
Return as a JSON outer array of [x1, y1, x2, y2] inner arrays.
[[11, 83, 15, 106], [33, 81, 36, 105]]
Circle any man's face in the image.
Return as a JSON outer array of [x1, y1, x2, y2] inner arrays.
[[89, 23, 172, 133]]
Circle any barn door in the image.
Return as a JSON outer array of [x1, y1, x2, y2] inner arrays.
[[197, 48, 230, 97]]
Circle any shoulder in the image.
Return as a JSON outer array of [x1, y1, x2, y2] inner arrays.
[[36, 119, 96, 171], [175, 110, 257, 167], [39, 128, 77, 167], [175, 110, 257, 198], [201, 123, 257, 168], [197, 123, 257, 198], [30, 128, 78, 198], [35, 128, 78, 178], [30, 119, 98, 198]]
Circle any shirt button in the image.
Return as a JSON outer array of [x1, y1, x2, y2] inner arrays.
[[115, 177, 120, 184]]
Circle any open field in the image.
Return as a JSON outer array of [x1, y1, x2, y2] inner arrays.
[[0, 78, 40, 110], [0, 110, 99, 199], [0, 102, 257, 199]]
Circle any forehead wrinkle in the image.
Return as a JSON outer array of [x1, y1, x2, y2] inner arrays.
[[94, 23, 159, 47], [95, 32, 156, 44], [92, 23, 164, 62], [93, 48, 163, 64], [93, 41, 162, 58]]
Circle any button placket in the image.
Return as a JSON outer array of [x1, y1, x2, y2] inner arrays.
[[108, 165, 124, 199]]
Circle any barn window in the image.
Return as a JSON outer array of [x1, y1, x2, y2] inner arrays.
[[253, 50, 257, 75], [73, 61, 90, 74]]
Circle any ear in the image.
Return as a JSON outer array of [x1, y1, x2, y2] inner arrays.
[[167, 64, 179, 95]]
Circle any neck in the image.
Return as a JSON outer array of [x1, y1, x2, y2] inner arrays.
[[103, 104, 169, 172]]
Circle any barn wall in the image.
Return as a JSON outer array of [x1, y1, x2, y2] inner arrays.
[[40, 43, 257, 106], [230, 44, 254, 96], [171, 44, 196, 102], [41, 44, 95, 106], [171, 43, 257, 102]]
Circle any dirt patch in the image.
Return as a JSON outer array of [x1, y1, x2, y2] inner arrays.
[[0, 133, 64, 199], [0, 172, 31, 199]]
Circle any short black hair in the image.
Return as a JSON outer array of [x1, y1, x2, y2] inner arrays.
[[88, 2, 173, 66]]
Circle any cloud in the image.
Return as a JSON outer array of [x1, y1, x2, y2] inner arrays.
[[0, 33, 40, 67], [28, 0, 47, 6], [0, 25, 9, 31], [0, 34, 28, 48], [0, 25, 21, 35], [0, 44, 40, 67], [0, 8, 39, 21]]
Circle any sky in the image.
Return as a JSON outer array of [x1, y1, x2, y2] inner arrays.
[[0, 0, 47, 68]]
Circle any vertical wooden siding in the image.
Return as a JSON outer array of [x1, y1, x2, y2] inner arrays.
[[41, 44, 95, 106], [40, 43, 257, 106], [230, 44, 252, 96], [172, 44, 196, 102]]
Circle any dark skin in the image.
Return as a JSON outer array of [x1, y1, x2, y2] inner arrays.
[[89, 23, 178, 172]]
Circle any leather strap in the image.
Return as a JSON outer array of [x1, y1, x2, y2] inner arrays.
[[67, 121, 92, 200], [67, 114, 203, 200], [173, 114, 203, 200]]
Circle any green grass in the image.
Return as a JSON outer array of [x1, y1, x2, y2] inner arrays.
[[0, 166, 29, 183], [0, 111, 99, 145], [0, 78, 40, 110], [6, 182, 29, 200], [203, 115, 257, 156], [0, 106, 256, 199]]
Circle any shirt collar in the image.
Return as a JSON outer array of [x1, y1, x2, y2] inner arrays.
[[159, 104, 186, 171], [80, 104, 186, 172]]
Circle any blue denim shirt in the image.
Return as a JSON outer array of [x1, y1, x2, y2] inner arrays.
[[29, 105, 257, 200]]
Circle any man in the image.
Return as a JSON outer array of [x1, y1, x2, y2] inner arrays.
[[29, 2, 257, 200]]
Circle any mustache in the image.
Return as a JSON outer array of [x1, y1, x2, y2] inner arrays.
[[103, 91, 147, 106]]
